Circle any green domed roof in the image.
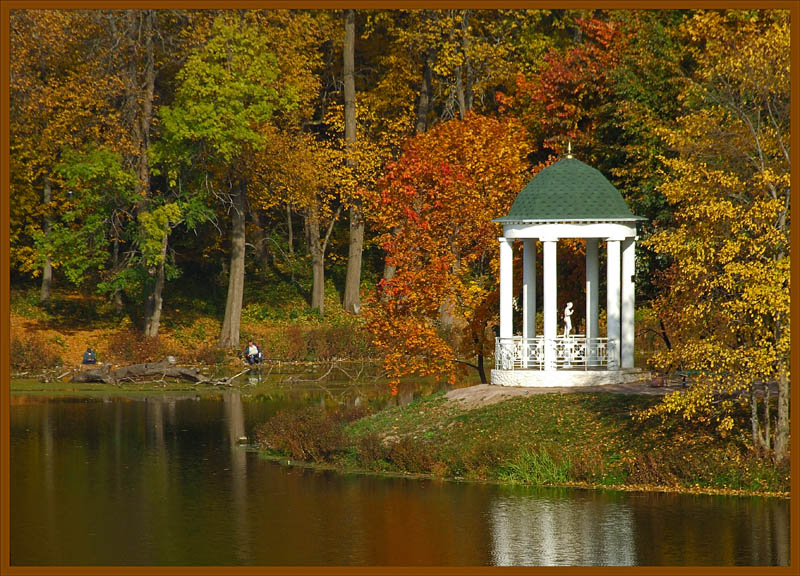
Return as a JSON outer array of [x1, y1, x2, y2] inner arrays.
[[495, 157, 643, 222]]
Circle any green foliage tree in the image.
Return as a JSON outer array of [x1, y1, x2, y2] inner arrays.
[[156, 12, 298, 347], [43, 147, 138, 289]]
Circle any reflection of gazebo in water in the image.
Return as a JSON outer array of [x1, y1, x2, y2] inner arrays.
[[491, 150, 646, 387]]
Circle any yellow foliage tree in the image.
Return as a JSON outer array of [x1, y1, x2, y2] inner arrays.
[[643, 10, 789, 462]]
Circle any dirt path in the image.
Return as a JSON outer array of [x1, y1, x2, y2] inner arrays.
[[446, 381, 682, 410]]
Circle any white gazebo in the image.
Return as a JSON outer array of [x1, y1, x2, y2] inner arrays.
[[491, 152, 646, 387]]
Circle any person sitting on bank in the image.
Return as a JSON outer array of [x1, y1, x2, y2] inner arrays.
[[82, 347, 97, 365], [244, 340, 262, 365]]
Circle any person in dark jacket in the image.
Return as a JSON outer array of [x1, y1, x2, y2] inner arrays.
[[82, 348, 97, 365]]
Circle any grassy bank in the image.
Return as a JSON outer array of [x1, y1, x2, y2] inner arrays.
[[254, 390, 789, 497]]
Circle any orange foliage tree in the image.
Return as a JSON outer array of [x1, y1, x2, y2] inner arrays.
[[366, 114, 530, 391]]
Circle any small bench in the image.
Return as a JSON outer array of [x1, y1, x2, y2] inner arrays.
[[675, 370, 704, 387]]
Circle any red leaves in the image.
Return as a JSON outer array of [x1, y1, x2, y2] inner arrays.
[[514, 16, 621, 154], [404, 206, 419, 223], [367, 113, 531, 387]]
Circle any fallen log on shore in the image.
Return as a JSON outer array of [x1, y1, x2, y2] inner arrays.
[[72, 358, 215, 385]]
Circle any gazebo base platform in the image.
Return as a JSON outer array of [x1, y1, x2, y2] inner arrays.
[[490, 368, 646, 388]]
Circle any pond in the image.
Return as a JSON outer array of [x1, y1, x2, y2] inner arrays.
[[10, 381, 790, 566]]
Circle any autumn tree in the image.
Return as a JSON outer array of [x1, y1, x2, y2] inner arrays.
[[643, 10, 790, 463], [367, 114, 530, 389], [9, 10, 122, 301], [11, 9, 205, 337], [511, 14, 620, 163], [156, 12, 298, 348], [248, 128, 348, 315], [228, 10, 358, 316], [355, 10, 548, 287]]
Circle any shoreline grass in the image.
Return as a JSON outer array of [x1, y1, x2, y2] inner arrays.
[[254, 391, 790, 499]]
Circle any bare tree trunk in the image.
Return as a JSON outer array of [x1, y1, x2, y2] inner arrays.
[[438, 253, 460, 338], [250, 209, 271, 271], [139, 10, 155, 187], [129, 10, 155, 198], [286, 203, 294, 256], [380, 227, 399, 294], [454, 66, 466, 120], [461, 10, 473, 112], [382, 261, 396, 283], [73, 358, 209, 384], [342, 9, 364, 314], [750, 384, 764, 451], [415, 51, 433, 135], [305, 205, 341, 316], [306, 210, 325, 314], [40, 175, 52, 303], [763, 381, 771, 451], [132, 10, 159, 335], [143, 232, 168, 338], [344, 205, 365, 313], [452, 10, 466, 120], [219, 183, 247, 348], [658, 318, 672, 350], [111, 215, 124, 314], [477, 351, 487, 384], [775, 363, 790, 463]]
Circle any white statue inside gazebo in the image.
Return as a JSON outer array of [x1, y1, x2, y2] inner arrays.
[[492, 149, 646, 387]]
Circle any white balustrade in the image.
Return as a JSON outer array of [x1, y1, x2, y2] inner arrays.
[[495, 336, 618, 370]]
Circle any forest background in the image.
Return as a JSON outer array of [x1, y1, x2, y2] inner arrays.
[[8, 8, 790, 463]]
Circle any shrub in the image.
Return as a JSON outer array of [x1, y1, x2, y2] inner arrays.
[[285, 325, 308, 361], [384, 437, 436, 473], [256, 407, 343, 461], [106, 330, 171, 364], [355, 432, 385, 467], [308, 327, 333, 360], [569, 449, 606, 483], [457, 439, 512, 478], [10, 332, 63, 370], [10, 290, 49, 321], [255, 403, 372, 463], [186, 344, 226, 365], [624, 449, 678, 486]]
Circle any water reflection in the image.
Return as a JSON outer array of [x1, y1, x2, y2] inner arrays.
[[490, 488, 634, 565], [10, 393, 790, 566], [223, 391, 249, 563]]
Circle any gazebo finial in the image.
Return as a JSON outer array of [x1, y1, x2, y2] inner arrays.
[[566, 140, 573, 159]]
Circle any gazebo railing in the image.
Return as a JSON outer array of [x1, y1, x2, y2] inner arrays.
[[495, 336, 618, 370]]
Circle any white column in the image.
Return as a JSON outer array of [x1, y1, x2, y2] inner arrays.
[[606, 239, 621, 368], [621, 237, 636, 369], [522, 239, 536, 369], [522, 239, 536, 339], [543, 238, 558, 370], [585, 238, 599, 363], [499, 237, 513, 339]]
